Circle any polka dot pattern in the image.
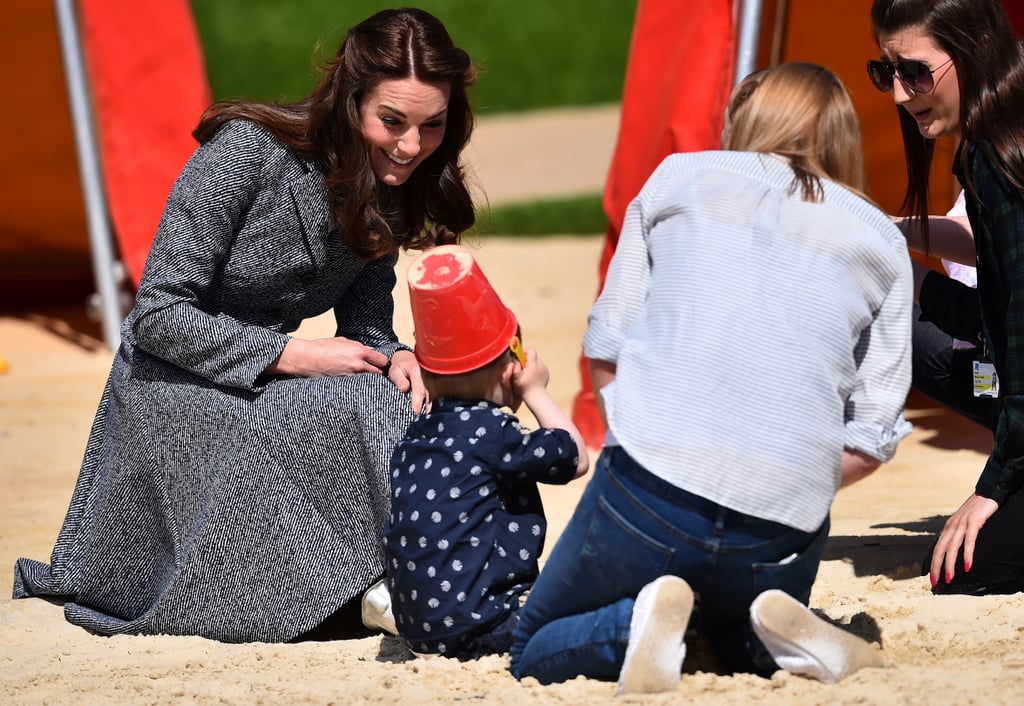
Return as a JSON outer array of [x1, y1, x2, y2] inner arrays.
[[383, 398, 578, 657]]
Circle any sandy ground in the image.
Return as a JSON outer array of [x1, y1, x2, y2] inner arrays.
[[3, 106, 1024, 704]]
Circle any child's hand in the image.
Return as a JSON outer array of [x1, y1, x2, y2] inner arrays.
[[511, 348, 550, 395]]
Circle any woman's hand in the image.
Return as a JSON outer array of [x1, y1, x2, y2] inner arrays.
[[929, 493, 999, 587], [267, 340, 428, 412], [388, 349, 428, 414], [266, 337, 390, 378]]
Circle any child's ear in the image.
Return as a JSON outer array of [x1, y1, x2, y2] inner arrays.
[[500, 360, 516, 388]]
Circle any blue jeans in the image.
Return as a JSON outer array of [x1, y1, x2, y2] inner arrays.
[[509, 446, 829, 684]]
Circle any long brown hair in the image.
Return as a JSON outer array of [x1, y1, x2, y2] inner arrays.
[[193, 7, 477, 260], [871, 0, 1024, 248], [722, 62, 867, 202]]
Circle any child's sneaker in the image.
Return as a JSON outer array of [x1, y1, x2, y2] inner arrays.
[[361, 579, 398, 636], [749, 589, 885, 683], [617, 575, 694, 695]]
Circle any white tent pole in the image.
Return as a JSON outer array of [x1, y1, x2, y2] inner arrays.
[[54, 0, 123, 351], [734, 0, 765, 86]]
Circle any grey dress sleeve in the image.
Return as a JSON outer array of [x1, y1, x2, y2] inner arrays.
[[333, 250, 411, 360], [129, 121, 292, 389]]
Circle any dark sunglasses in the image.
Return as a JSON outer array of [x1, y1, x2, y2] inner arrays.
[[866, 57, 953, 94]]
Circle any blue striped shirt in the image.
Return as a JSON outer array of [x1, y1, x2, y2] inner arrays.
[[583, 151, 913, 532]]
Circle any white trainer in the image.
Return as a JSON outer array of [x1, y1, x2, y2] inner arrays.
[[617, 575, 694, 695], [749, 589, 885, 684], [361, 579, 398, 636]]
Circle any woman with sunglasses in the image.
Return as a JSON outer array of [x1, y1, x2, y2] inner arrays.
[[869, 0, 1024, 596]]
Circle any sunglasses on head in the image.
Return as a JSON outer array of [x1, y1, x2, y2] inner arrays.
[[866, 57, 953, 93]]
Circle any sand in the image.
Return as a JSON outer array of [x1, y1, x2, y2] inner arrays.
[[3, 106, 1024, 704]]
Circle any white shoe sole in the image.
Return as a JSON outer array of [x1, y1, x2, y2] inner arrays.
[[617, 575, 694, 695], [749, 589, 885, 683]]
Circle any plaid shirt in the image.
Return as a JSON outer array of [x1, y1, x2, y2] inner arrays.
[[958, 142, 1024, 502]]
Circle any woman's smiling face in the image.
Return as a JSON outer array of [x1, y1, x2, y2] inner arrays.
[[359, 77, 451, 186], [877, 25, 961, 140]]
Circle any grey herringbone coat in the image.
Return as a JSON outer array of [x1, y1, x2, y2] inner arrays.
[[13, 121, 414, 642]]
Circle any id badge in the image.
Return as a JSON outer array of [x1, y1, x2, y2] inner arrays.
[[973, 359, 1000, 398]]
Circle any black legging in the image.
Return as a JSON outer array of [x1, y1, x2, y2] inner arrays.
[[912, 303, 999, 430]]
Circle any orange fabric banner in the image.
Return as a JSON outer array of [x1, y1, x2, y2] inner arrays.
[[572, 0, 736, 448], [79, 0, 211, 288]]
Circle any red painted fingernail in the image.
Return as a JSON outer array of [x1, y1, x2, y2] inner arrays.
[[929, 572, 937, 588], [946, 571, 954, 584], [964, 561, 972, 573]]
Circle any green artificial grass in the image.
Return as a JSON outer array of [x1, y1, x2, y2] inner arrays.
[[189, 0, 634, 114], [471, 194, 605, 236]]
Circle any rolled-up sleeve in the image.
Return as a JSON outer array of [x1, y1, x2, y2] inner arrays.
[[844, 245, 914, 461], [131, 122, 292, 390], [582, 173, 657, 364]]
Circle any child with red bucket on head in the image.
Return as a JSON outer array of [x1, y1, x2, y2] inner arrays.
[[384, 244, 589, 659]]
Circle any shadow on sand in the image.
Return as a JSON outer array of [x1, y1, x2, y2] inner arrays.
[[823, 516, 948, 580], [903, 390, 992, 453]]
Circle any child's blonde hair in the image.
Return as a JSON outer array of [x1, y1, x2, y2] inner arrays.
[[721, 62, 866, 201]]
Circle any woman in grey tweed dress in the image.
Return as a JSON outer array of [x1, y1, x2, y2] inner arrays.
[[12, 8, 478, 643]]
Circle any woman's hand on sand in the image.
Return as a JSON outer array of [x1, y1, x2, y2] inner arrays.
[[388, 349, 428, 413], [930, 493, 999, 587]]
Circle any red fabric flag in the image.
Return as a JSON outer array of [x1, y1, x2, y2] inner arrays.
[[572, 0, 736, 448], [79, 0, 211, 288], [1004, 0, 1024, 37]]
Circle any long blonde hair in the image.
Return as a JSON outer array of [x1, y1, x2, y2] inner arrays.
[[721, 62, 866, 201]]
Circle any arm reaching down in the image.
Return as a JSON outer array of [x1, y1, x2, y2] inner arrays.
[[840, 448, 882, 488]]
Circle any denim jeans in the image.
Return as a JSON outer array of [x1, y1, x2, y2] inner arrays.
[[509, 446, 829, 684]]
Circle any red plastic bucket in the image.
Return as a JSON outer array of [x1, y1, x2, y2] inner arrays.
[[407, 244, 519, 374]]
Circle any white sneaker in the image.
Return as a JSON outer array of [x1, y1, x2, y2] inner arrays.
[[617, 575, 694, 695], [361, 579, 398, 636], [749, 589, 885, 683]]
